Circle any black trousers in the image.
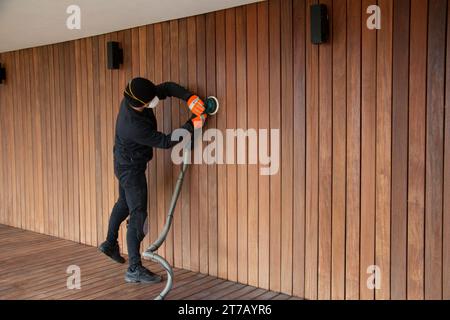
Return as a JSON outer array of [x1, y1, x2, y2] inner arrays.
[[106, 163, 148, 268]]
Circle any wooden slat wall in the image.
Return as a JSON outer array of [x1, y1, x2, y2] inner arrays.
[[0, 0, 449, 299]]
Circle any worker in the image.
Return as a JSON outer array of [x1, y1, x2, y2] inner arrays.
[[99, 77, 207, 284]]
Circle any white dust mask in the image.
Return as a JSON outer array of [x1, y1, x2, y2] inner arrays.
[[146, 96, 160, 109]]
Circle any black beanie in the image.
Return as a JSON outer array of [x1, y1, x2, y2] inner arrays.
[[124, 77, 157, 108]]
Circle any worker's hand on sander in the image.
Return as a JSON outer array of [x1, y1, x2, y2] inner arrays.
[[187, 95, 206, 117], [191, 113, 207, 129]]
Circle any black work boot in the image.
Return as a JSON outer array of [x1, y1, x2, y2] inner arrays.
[[125, 264, 162, 284], [98, 241, 126, 264]]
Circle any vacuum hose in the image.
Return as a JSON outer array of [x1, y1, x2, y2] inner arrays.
[[142, 96, 218, 300], [142, 148, 190, 300]]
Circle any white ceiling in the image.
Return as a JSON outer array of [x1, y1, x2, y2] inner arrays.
[[0, 0, 261, 53]]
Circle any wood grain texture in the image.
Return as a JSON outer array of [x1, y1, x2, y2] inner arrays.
[[425, 0, 446, 300], [391, 0, 410, 300], [292, 0, 306, 299], [408, 0, 427, 300], [375, 0, 393, 300], [268, 0, 281, 293], [0, 224, 287, 300], [225, 7, 238, 282], [360, 0, 376, 300], [280, 0, 294, 295], [331, 0, 346, 300], [236, 6, 248, 284], [0, 0, 448, 299], [246, 3, 259, 287], [345, 0, 361, 300], [257, 1, 270, 291], [318, 0, 332, 300], [305, 0, 319, 300], [444, 0, 450, 300]]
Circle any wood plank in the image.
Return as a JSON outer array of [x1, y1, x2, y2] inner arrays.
[[92, 37, 103, 245], [206, 11, 219, 278], [236, 5, 248, 285], [196, 14, 209, 275], [68, 40, 80, 243], [444, 0, 450, 300], [254, 290, 279, 300], [225, 7, 238, 282], [215, 10, 228, 280], [10, 53, 22, 229], [246, 2, 259, 288], [209, 283, 246, 300], [6, 52, 16, 228], [59, 44, 67, 239], [305, 0, 319, 300], [220, 285, 257, 300], [318, 0, 332, 300], [425, 0, 446, 300], [257, 1, 271, 291], [86, 37, 96, 244], [26, 49, 36, 233], [37, 46, 48, 236], [80, 39, 89, 244], [22, 49, 33, 233], [292, 0, 306, 299], [183, 280, 233, 300], [105, 32, 116, 251], [280, 0, 294, 296], [391, 0, 410, 300], [375, 0, 393, 300], [268, 0, 281, 293], [33, 47, 45, 235], [360, 0, 376, 301], [65, 42, 76, 242], [5, 54, 16, 225], [46, 45, 56, 235], [345, 0, 361, 300], [17, 50, 26, 230], [58, 43, 69, 240], [407, 0, 427, 300], [168, 276, 221, 299], [98, 34, 108, 246], [331, 0, 346, 300]]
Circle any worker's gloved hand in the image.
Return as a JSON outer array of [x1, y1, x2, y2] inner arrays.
[[190, 113, 207, 129], [187, 95, 206, 117]]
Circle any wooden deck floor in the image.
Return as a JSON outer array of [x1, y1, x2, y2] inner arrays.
[[0, 225, 298, 300]]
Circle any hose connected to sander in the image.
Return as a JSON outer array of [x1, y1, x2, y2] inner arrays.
[[142, 96, 219, 300]]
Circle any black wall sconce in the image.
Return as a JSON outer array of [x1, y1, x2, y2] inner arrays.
[[107, 41, 123, 69], [310, 4, 329, 44], [0, 63, 6, 84]]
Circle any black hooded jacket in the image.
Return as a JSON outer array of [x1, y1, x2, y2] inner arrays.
[[113, 82, 194, 168]]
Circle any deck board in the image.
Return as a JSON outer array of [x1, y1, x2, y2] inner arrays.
[[0, 225, 297, 300]]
